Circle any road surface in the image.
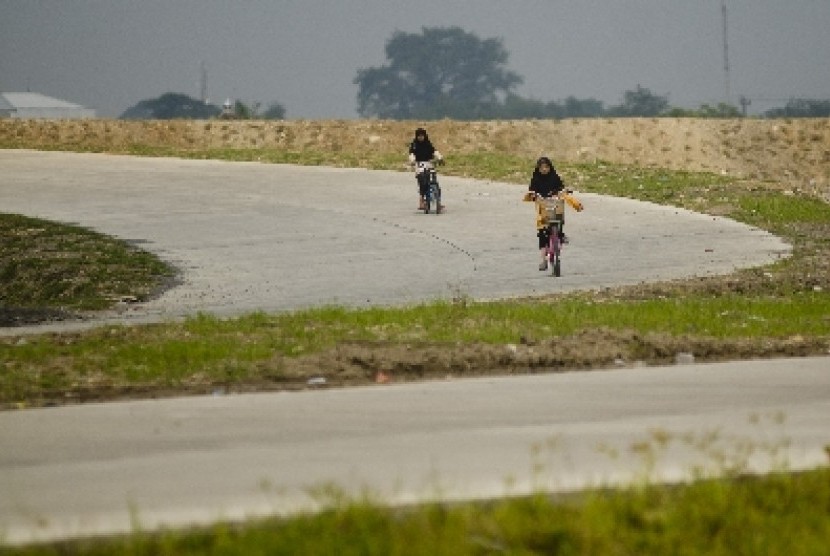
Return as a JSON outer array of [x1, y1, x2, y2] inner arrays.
[[1, 357, 828, 545]]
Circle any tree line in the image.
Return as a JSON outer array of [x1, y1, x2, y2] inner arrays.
[[122, 27, 830, 120]]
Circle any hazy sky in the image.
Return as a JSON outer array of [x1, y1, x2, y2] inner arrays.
[[2, 1, 828, 118]]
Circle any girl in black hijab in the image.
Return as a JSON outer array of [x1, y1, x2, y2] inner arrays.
[[529, 156, 567, 270], [529, 156, 565, 198], [408, 128, 443, 210]]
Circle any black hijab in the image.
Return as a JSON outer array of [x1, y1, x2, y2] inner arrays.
[[529, 156, 564, 197], [409, 128, 436, 162]]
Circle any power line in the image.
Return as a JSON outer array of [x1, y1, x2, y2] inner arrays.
[[721, 0, 730, 104]]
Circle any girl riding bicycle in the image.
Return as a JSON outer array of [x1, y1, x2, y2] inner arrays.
[[528, 156, 568, 270], [408, 127, 444, 212]]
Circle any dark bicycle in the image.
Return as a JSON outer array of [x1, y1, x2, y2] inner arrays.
[[415, 161, 442, 214]]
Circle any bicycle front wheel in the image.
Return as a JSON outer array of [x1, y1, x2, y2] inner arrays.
[[549, 224, 561, 277]]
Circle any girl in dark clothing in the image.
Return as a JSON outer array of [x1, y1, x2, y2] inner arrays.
[[529, 156, 565, 198], [408, 128, 443, 210], [528, 156, 568, 270]]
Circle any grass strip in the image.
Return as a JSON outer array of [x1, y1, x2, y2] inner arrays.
[[0, 213, 173, 312], [6, 467, 829, 555], [3, 291, 828, 408]]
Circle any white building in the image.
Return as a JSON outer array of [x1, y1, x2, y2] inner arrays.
[[0, 92, 95, 119], [0, 94, 14, 117]]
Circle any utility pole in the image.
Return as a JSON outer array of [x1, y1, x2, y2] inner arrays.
[[721, 0, 731, 105], [739, 95, 751, 117], [200, 61, 208, 104]]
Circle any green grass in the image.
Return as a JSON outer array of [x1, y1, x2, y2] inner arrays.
[[3, 291, 829, 407], [0, 213, 173, 311], [7, 467, 829, 555]]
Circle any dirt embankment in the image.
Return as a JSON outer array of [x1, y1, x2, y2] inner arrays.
[[2, 118, 829, 199]]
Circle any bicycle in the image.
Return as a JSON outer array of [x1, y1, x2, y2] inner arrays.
[[415, 160, 442, 214], [525, 190, 582, 277], [536, 194, 565, 277]]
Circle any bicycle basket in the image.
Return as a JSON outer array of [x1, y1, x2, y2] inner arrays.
[[542, 197, 565, 224]]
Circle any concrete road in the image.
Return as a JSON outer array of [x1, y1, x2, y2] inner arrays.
[[2, 150, 824, 546], [1, 357, 828, 545], [1, 150, 789, 332]]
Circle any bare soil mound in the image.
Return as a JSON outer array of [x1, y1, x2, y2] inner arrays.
[[2, 118, 828, 200]]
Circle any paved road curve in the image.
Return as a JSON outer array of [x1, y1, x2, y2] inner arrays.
[[1, 150, 789, 331]]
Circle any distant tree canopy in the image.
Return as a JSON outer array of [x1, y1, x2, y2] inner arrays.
[[354, 25, 830, 120], [121, 93, 286, 120], [353, 27, 691, 120], [606, 85, 670, 117], [666, 103, 741, 118], [763, 99, 830, 118], [496, 93, 606, 119], [354, 26, 522, 119], [120, 92, 220, 119], [232, 100, 259, 119], [262, 102, 286, 120]]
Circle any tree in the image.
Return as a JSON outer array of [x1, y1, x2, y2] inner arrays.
[[498, 94, 549, 119], [491, 95, 604, 119], [262, 102, 286, 120], [120, 92, 220, 119], [607, 85, 669, 117], [666, 103, 741, 118], [764, 98, 830, 118], [561, 96, 605, 118], [232, 100, 260, 119], [354, 26, 522, 119]]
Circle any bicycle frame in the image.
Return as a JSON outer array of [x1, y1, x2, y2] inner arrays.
[[537, 195, 565, 276]]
